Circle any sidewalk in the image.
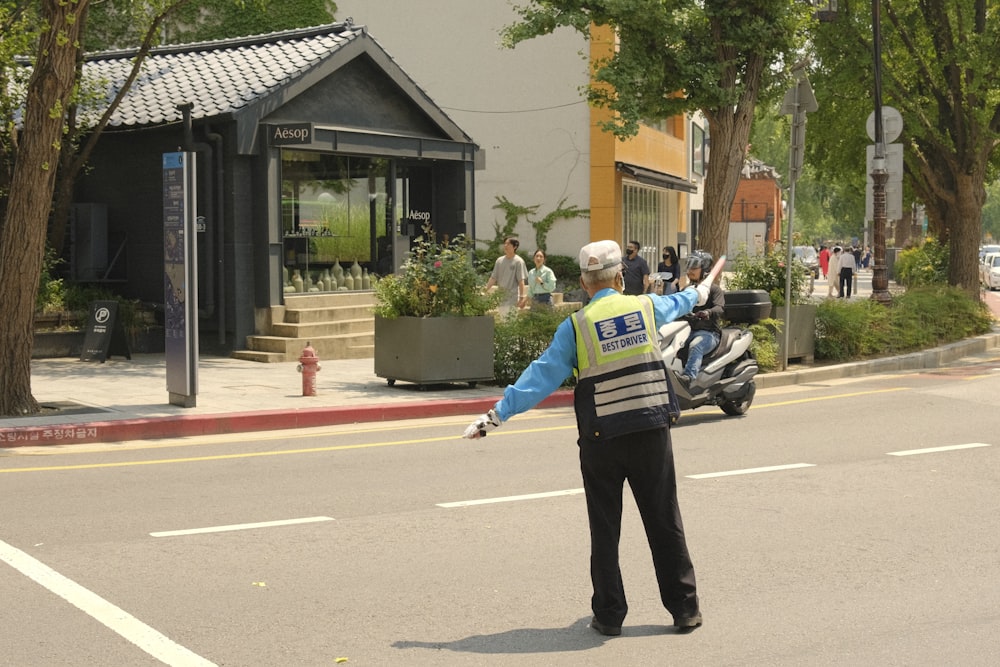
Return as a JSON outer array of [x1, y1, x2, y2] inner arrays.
[[3, 285, 999, 449]]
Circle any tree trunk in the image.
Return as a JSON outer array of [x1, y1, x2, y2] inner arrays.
[[700, 108, 752, 259], [0, 0, 89, 417], [698, 40, 763, 262], [948, 171, 986, 296]]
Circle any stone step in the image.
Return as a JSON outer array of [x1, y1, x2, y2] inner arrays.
[[233, 291, 377, 363], [284, 304, 373, 323], [244, 332, 376, 362], [283, 291, 375, 308], [270, 318, 373, 338], [230, 349, 287, 363]]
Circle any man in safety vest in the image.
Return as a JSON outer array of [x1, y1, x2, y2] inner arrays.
[[463, 240, 712, 636]]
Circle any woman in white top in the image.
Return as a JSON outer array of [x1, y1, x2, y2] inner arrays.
[[527, 249, 557, 306], [827, 246, 842, 298]]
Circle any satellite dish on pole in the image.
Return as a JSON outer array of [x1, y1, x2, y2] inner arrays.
[[867, 106, 903, 143]]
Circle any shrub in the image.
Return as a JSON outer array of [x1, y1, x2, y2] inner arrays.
[[815, 298, 891, 359], [36, 248, 66, 314], [724, 246, 811, 307], [545, 254, 579, 285], [814, 286, 990, 361], [493, 306, 576, 387], [747, 319, 780, 372], [894, 237, 949, 287]]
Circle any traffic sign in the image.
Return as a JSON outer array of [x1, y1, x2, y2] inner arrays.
[[866, 106, 903, 143]]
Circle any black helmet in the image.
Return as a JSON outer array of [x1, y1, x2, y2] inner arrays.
[[684, 250, 713, 273]]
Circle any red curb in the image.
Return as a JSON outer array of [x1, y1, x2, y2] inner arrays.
[[0, 390, 576, 448]]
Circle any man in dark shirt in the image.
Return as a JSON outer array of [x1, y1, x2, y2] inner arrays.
[[621, 240, 650, 295]]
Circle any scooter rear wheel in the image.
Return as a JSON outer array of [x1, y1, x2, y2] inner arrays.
[[720, 382, 756, 416]]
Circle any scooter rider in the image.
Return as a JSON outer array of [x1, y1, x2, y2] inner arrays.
[[679, 251, 726, 384]]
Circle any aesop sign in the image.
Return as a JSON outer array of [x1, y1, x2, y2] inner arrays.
[[270, 123, 313, 145]]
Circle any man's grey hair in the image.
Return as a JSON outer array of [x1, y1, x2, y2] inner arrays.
[[581, 266, 619, 286]]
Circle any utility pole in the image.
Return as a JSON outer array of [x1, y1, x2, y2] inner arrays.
[[870, 0, 892, 305]]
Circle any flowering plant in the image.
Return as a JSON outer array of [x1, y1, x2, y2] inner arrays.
[[724, 245, 811, 307], [373, 232, 501, 318]]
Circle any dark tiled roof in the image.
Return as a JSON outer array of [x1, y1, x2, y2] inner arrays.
[[79, 22, 365, 128]]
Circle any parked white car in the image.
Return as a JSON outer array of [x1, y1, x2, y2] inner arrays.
[[982, 254, 1000, 290]]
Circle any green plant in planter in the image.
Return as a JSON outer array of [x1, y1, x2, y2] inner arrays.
[[724, 246, 811, 307], [373, 231, 502, 318]]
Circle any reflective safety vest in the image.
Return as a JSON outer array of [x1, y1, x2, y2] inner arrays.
[[571, 294, 674, 441]]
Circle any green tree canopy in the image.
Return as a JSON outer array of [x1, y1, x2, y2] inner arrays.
[[502, 0, 810, 261], [808, 0, 1000, 293]]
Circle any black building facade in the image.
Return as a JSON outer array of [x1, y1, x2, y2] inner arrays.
[[70, 22, 477, 354]]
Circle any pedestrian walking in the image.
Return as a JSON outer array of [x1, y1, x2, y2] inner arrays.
[[485, 237, 528, 314], [621, 240, 651, 295], [839, 246, 857, 298], [527, 248, 557, 307], [827, 246, 842, 298]]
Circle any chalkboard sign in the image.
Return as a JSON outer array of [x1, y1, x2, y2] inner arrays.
[[80, 300, 132, 363]]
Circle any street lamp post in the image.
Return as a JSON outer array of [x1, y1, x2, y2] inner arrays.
[[870, 0, 892, 304]]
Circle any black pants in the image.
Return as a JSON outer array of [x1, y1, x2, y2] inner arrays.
[[579, 427, 699, 626], [839, 268, 853, 298]]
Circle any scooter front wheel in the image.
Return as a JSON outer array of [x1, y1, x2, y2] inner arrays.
[[720, 382, 756, 416]]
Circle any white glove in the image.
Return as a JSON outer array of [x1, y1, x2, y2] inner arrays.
[[463, 408, 502, 439], [686, 283, 710, 306]]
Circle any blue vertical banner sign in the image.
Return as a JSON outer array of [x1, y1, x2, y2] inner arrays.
[[163, 152, 199, 407]]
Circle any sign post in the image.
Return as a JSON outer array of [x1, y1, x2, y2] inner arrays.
[[162, 151, 199, 407], [779, 65, 817, 370]]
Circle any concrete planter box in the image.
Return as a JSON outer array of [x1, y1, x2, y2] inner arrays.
[[774, 304, 817, 362], [32, 331, 85, 358], [32, 327, 165, 359], [374, 315, 495, 386]]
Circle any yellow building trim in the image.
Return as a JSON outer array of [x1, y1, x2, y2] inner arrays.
[[587, 24, 691, 246]]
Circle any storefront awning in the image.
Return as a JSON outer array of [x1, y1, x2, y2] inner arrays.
[[616, 162, 698, 193]]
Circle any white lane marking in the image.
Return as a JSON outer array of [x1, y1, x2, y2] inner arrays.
[[0, 539, 215, 666], [437, 488, 584, 508], [887, 443, 991, 457], [687, 463, 816, 479], [150, 515, 335, 537]]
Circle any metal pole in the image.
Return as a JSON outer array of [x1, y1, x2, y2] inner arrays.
[[870, 0, 892, 304], [782, 107, 800, 371]]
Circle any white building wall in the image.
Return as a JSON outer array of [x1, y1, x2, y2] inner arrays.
[[334, 1, 592, 257]]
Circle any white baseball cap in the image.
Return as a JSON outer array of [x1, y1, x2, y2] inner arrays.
[[579, 240, 623, 272]]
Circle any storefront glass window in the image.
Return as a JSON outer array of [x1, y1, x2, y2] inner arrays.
[[622, 181, 675, 266], [281, 151, 390, 292]]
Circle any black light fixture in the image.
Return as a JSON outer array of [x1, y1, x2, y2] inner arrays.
[[812, 0, 839, 22]]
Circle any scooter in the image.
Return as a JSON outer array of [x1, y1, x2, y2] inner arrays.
[[656, 304, 759, 419]]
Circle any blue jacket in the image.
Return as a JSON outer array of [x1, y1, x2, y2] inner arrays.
[[492, 287, 698, 423]]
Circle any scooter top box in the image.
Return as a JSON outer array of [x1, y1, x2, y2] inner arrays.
[[723, 289, 772, 324]]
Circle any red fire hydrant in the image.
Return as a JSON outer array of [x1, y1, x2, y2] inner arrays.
[[297, 342, 321, 396]]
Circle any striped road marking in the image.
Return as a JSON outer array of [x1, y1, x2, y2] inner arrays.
[[686, 463, 816, 479], [438, 488, 585, 508], [0, 539, 215, 666], [150, 515, 335, 537], [887, 443, 991, 457]]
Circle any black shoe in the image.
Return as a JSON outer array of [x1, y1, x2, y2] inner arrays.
[[673, 612, 702, 632], [590, 617, 622, 637]]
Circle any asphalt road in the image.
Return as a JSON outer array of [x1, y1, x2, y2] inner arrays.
[[2, 353, 1000, 666]]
